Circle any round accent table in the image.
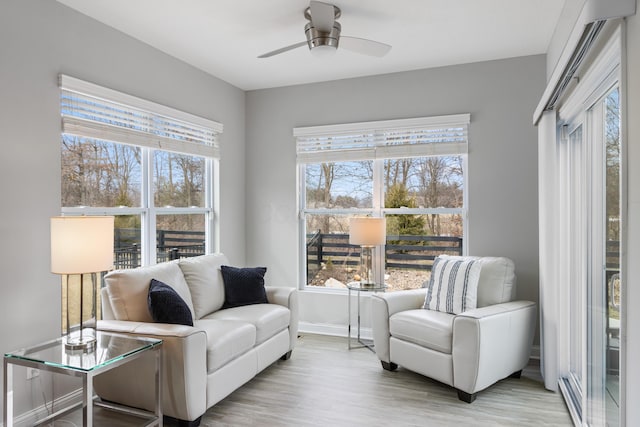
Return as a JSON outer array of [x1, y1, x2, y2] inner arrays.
[[346, 281, 386, 351]]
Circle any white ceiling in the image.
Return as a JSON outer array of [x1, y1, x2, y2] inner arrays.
[[56, 0, 565, 91]]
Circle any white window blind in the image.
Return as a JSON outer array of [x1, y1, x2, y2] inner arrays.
[[294, 114, 469, 163], [59, 75, 223, 158]]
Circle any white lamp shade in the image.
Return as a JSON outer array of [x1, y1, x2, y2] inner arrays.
[[349, 217, 387, 246], [51, 216, 114, 274]]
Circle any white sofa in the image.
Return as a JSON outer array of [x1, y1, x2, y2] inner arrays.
[[371, 256, 536, 403], [94, 253, 298, 426]]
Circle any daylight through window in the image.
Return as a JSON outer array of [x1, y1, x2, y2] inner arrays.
[[296, 114, 469, 291]]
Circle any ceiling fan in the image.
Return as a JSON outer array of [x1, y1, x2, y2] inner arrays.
[[258, 1, 392, 58]]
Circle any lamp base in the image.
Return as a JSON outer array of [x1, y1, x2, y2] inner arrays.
[[63, 272, 98, 353], [359, 245, 376, 286], [64, 333, 96, 352], [359, 281, 376, 288]]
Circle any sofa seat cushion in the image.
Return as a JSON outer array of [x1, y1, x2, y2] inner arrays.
[[204, 304, 290, 345], [389, 309, 455, 354], [194, 319, 256, 373]]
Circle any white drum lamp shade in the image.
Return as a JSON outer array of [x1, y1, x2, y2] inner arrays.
[[349, 217, 386, 285], [349, 217, 386, 246], [51, 216, 114, 274]]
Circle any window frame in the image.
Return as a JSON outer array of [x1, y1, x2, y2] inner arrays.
[[60, 75, 222, 267], [296, 115, 470, 291]]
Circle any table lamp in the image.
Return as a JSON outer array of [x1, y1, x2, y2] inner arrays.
[[51, 216, 114, 352], [349, 217, 386, 287]]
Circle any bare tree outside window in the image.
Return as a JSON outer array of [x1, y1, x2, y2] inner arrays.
[[154, 152, 205, 209], [61, 136, 141, 208], [304, 156, 465, 291], [62, 136, 210, 268]]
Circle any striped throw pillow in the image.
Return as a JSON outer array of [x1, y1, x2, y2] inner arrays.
[[423, 256, 482, 314]]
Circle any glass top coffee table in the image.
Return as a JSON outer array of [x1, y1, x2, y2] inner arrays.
[[3, 331, 162, 426]]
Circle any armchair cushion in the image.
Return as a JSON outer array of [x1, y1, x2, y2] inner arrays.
[[390, 309, 455, 354], [475, 257, 516, 307], [147, 278, 194, 326], [424, 256, 481, 314]]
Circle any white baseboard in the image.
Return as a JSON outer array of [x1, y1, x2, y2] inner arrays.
[[299, 321, 372, 340], [2, 388, 82, 427]]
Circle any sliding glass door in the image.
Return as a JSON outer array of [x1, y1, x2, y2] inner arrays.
[[559, 80, 622, 427]]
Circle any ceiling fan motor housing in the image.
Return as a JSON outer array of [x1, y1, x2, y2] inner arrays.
[[304, 20, 341, 50], [258, 2, 389, 58]]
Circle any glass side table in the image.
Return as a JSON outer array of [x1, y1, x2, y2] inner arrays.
[[347, 282, 386, 352], [4, 331, 163, 427]]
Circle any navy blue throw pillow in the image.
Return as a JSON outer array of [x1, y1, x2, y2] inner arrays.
[[220, 265, 268, 308], [147, 279, 194, 326]]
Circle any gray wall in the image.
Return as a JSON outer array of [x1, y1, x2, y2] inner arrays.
[[245, 55, 545, 335], [0, 0, 245, 420]]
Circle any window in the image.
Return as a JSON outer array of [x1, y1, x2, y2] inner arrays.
[[60, 75, 222, 270], [296, 114, 469, 291]]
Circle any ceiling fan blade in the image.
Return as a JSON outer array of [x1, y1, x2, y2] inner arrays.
[[310, 1, 335, 32], [339, 36, 392, 57], [258, 41, 308, 58]]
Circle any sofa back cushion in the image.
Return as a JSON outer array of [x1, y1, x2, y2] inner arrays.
[[476, 257, 516, 307], [178, 253, 228, 319], [105, 260, 194, 322]]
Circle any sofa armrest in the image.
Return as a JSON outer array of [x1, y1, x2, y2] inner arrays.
[[98, 319, 203, 338], [371, 289, 426, 363], [452, 300, 537, 394], [378, 289, 427, 315], [95, 320, 208, 422], [265, 286, 299, 351], [265, 286, 296, 308]]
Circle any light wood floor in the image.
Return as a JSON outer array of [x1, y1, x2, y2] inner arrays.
[[193, 334, 572, 427]]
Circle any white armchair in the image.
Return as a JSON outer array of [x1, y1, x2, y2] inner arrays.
[[371, 256, 536, 403]]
